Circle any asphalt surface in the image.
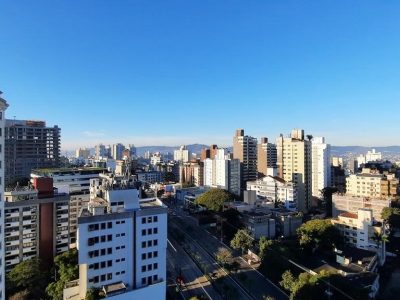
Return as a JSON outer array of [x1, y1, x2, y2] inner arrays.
[[167, 233, 222, 300], [170, 210, 288, 300]]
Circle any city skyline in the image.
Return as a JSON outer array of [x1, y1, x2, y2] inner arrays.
[[1, 1, 400, 148]]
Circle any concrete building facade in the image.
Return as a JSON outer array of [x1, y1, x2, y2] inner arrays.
[[311, 137, 331, 198], [276, 129, 312, 212], [257, 137, 277, 178], [63, 173, 167, 300], [0, 94, 8, 300], [5, 119, 60, 185], [233, 129, 257, 189]]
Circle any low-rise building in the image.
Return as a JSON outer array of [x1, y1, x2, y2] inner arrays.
[[270, 208, 303, 237], [243, 211, 275, 239], [331, 209, 385, 263], [137, 171, 163, 184], [332, 194, 390, 222]]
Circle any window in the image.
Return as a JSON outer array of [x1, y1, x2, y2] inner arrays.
[[153, 216, 158, 222], [101, 249, 106, 256], [154, 228, 158, 234], [101, 261, 106, 268], [153, 251, 158, 258], [108, 260, 112, 267], [142, 253, 146, 260], [148, 264, 152, 271], [148, 216, 152, 223], [107, 234, 112, 241], [142, 265, 146, 272], [147, 228, 152, 235], [142, 241, 146, 248], [107, 273, 112, 280], [142, 217, 146, 224], [142, 229, 146, 236], [148, 252, 153, 259], [153, 275, 158, 281], [154, 263, 158, 270], [101, 275, 106, 282], [107, 248, 112, 254], [153, 240, 158, 246], [101, 236, 106, 243], [107, 222, 112, 229], [101, 223, 106, 230], [148, 240, 152, 247]]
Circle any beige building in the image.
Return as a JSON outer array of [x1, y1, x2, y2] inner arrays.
[[332, 194, 390, 222], [346, 168, 398, 199], [179, 160, 204, 187], [233, 129, 257, 189], [257, 137, 277, 177], [276, 129, 312, 212], [331, 209, 385, 261]]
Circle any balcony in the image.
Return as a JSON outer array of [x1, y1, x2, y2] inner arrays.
[[6, 212, 19, 218], [6, 249, 19, 256], [23, 247, 37, 253]]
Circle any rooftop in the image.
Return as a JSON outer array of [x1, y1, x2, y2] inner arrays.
[[339, 212, 358, 219], [32, 167, 107, 175]]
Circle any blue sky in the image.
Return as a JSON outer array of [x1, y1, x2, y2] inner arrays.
[[1, 1, 400, 150]]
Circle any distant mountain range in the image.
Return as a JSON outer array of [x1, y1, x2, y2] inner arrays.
[[331, 146, 400, 156]]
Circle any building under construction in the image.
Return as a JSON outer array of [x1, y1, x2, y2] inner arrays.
[[5, 119, 61, 185]]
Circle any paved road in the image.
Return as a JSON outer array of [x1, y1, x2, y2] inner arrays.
[[171, 212, 288, 300], [167, 235, 222, 300], [169, 220, 252, 300]]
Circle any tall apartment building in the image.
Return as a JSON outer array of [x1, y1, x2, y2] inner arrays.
[[129, 144, 137, 158], [311, 137, 331, 197], [203, 149, 241, 196], [95, 144, 109, 159], [174, 145, 190, 162], [63, 173, 167, 300], [76, 148, 91, 159], [4, 177, 70, 271], [200, 145, 218, 161], [31, 167, 108, 247], [179, 161, 204, 187], [111, 143, 125, 160], [332, 194, 390, 222], [5, 119, 60, 185], [257, 137, 277, 177], [233, 129, 257, 189], [0, 94, 9, 300], [276, 129, 312, 212], [346, 169, 399, 199]]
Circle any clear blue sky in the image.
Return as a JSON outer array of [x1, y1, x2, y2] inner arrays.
[[1, 1, 400, 150]]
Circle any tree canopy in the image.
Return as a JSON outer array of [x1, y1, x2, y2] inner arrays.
[[6, 258, 49, 300], [46, 249, 79, 300], [195, 188, 235, 212], [297, 219, 341, 252], [215, 247, 233, 266], [381, 207, 400, 227], [230, 229, 253, 253]]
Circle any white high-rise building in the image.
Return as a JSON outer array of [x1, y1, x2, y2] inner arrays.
[[311, 137, 331, 197], [0, 94, 8, 300], [203, 149, 241, 196], [174, 145, 189, 162], [63, 173, 167, 300], [111, 143, 125, 160]]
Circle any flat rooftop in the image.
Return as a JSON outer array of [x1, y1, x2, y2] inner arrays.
[[32, 167, 107, 175]]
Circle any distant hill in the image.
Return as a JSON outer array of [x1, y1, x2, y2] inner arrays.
[[331, 146, 400, 156]]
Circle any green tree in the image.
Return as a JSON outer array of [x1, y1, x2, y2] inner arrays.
[[230, 229, 253, 254], [258, 236, 273, 258], [85, 287, 103, 300], [297, 219, 341, 253], [195, 188, 235, 212], [279, 270, 296, 292], [46, 249, 79, 300], [215, 247, 233, 266], [381, 207, 400, 228], [6, 258, 49, 299]]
